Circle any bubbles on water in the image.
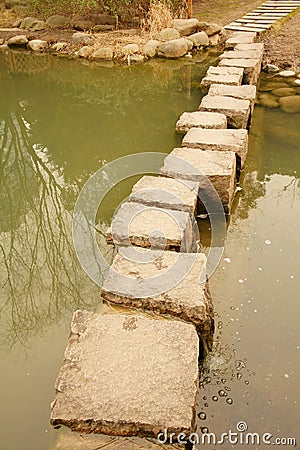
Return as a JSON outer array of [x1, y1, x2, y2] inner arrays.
[[221, 378, 226, 384], [203, 396, 207, 400], [265, 239, 272, 245], [217, 321, 223, 330], [201, 427, 209, 434], [236, 360, 246, 371], [226, 398, 233, 405], [225, 386, 231, 391], [212, 396, 218, 402], [245, 380, 250, 385], [218, 390, 227, 398], [198, 412, 207, 420], [237, 372, 242, 380], [204, 403, 209, 408]]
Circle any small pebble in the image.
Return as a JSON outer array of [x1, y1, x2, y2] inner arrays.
[[278, 70, 296, 77]]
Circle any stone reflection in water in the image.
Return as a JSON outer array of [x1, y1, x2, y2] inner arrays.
[[0, 71, 108, 354]]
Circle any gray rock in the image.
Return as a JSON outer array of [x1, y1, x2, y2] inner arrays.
[[258, 93, 279, 109], [272, 87, 296, 97], [51, 311, 199, 437], [182, 128, 248, 168], [159, 147, 236, 214], [122, 43, 139, 55], [278, 70, 296, 77], [184, 37, 193, 51], [156, 27, 180, 41], [199, 22, 222, 36], [47, 15, 70, 28], [209, 33, 221, 46], [51, 42, 67, 51], [77, 45, 92, 58], [208, 84, 257, 113], [106, 202, 197, 252], [172, 18, 199, 36], [102, 248, 214, 344], [219, 58, 262, 85], [265, 63, 280, 73], [72, 32, 95, 45], [176, 111, 227, 132], [31, 20, 47, 31], [143, 39, 160, 58], [28, 39, 47, 51], [93, 24, 114, 32], [225, 31, 256, 49], [20, 16, 39, 30], [219, 49, 263, 62], [279, 96, 300, 113], [157, 38, 188, 58], [235, 43, 264, 52], [12, 19, 22, 27], [199, 94, 251, 130], [129, 176, 199, 214], [73, 19, 94, 31], [200, 65, 244, 92], [7, 34, 28, 46], [130, 54, 145, 63], [91, 46, 113, 60], [187, 31, 209, 47]]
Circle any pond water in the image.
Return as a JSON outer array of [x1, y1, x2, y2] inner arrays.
[[0, 52, 299, 450]]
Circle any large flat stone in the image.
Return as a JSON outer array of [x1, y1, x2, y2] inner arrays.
[[160, 147, 236, 214], [208, 83, 257, 113], [50, 311, 199, 437], [199, 94, 251, 129], [106, 202, 197, 252], [129, 175, 199, 215], [231, 42, 264, 51], [225, 32, 257, 49], [102, 247, 214, 345], [182, 128, 248, 168], [218, 58, 262, 85], [176, 111, 227, 132], [219, 49, 263, 62], [201, 66, 244, 92], [51, 431, 186, 449]]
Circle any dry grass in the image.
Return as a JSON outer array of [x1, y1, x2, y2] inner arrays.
[[141, 0, 174, 37]]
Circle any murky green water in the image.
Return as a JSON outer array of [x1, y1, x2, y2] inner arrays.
[[0, 52, 299, 449]]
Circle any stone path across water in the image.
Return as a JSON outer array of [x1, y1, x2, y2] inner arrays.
[[225, 0, 300, 32]]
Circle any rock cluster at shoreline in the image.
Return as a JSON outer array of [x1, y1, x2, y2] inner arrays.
[[258, 71, 300, 113]]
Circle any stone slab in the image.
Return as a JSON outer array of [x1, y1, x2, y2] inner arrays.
[[201, 66, 244, 92], [219, 50, 263, 61], [207, 65, 244, 76], [159, 147, 236, 214], [199, 94, 251, 130], [128, 175, 199, 215], [225, 32, 257, 48], [218, 58, 262, 84], [208, 83, 257, 113], [182, 128, 248, 168], [106, 202, 197, 252], [50, 311, 199, 437], [102, 247, 214, 345], [235, 43, 264, 52], [225, 25, 267, 32], [176, 111, 227, 132]]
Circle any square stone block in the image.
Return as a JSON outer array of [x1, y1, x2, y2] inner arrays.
[[234, 43, 264, 52], [176, 111, 227, 132], [200, 65, 244, 92], [219, 49, 263, 62], [199, 94, 251, 129], [218, 58, 262, 85], [102, 247, 214, 344], [208, 83, 257, 114], [225, 31, 257, 49], [50, 311, 199, 438], [159, 147, 236, 214], [182, 128, 248, 168], [106, 202, 197, 252], [129, 175, 199, 215]]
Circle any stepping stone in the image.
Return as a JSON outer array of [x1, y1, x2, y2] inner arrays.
[[128, 175, 200, 215], [159, 147, 236, 214], [201, 66, 244, 92], [50, 311, 199, 438], [176, 111, 227, 132], [235, 42, 264, 52], [208, 83, 257, 113], [218, 58, 262, 84], [225, 24, 267, 32], [106, 202, 197, 252], [182, 128, 248, 168], [102, 247, 214, 345], [219, 49, 263, 62], [225, 32, 257, 48], [199, 94, 251, 129], [51, 432, 186, 450]]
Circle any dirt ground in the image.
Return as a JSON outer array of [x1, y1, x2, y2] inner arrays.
[[193, 0, 263, 25]]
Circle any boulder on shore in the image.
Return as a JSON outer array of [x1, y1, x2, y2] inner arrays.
[[157, 38, 189, 58], [172, 18, 199, 36], [7, 35, 28, 46]]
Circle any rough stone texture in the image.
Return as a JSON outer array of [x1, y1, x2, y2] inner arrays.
[[72, 32, 95, 45], [258, 93, 279, 109], [159, 147, 236, 214], [32, 20, 47, 31], [122, 43, 139, 55], [184, 37, 193, 51], [52, 42, 67, 51], [50, 311, 199, 437], [200, 66, 244, 92], [200, 22, 222, 36], [176, 111, 227, 132], [209, 33, 221, 46], [226, 32, 257, 49], [182, 128, 248, 168], [77, 46, 93, 58], [130, 55, 145, 64], [128, 175, 199, 215], [156, 27, 180, 41], [199, 95, 251, 130], [143, 40, 160, 58], [27, 39, 47, 51], [20, 16, 39, 30], [93, 24, 114, 32], [47, 15, 70, 28], [51, 431, 186, 450], [219, 58, 261, 85], [102, 248, 214, 345], [208, 84, 257, 113], [172, 18, 199, 36], [272, 87, 296, 97], [187, 31, 209, 47], [157, 38, 188, 58], [219, 49, 263, 62], [91, 47, 113, 60], [235, 42, 264, 52], [7, 34, 28, 46], [106, 202, 197, 252], [279, 96, 300, 113]]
